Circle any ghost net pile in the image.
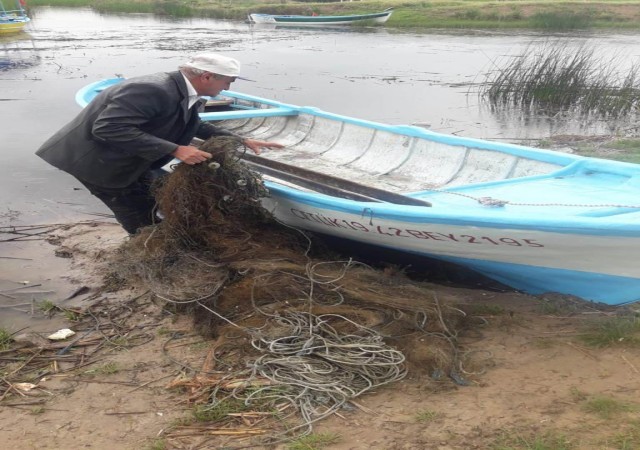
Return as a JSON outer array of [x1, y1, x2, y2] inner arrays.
[[112, 137, 474, 446]]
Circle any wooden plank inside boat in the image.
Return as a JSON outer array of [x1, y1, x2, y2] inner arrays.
[[241, 153, 432, 207]]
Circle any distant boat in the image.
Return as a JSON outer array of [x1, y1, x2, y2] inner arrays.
[[77, 78, 640, 306], [0, 0, 29, 35], [248, 8, 393, 26]]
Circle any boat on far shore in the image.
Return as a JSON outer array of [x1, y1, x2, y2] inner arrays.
[[0, 0, 29, 34], [248, 8, 393, 26]]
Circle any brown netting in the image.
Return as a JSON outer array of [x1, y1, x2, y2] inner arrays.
[[109, 136, 477, 445]]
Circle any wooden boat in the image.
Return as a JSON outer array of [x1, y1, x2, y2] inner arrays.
[[248, 8, 393, 26], [0, 0, 29, 35], [76, 78, 640, 306]]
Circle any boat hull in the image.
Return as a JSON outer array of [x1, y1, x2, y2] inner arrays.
[[249, 9, 392, 26], [75, 79, 640, 306], [262, 194, 640, 305], [0, 16, 29, 34]]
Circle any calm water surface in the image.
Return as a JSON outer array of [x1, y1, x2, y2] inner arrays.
[[1, 7, 640, 329]]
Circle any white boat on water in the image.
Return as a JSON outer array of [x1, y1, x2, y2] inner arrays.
[[248, 8, 393, 26], [77, 78, 640, 307]]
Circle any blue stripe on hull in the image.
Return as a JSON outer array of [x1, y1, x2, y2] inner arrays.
[[427, 254, 640, 306], [265, 182, 640, 237]]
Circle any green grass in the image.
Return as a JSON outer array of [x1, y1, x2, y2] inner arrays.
[[30, 406, 46, 415], [84, 362, 120, 376], [530, 338, 555, 349], [530, 12, 593, 29], [157, 327, 172, 336], [466, 303, 506, 316], [415, 408, 442, 422], [38, 300, 58, 314], [192, 398, 253, 422], [607, 420, 640, 450], [491, 429, 574, 450], [108, 336, 133, 348], [63, 309, 82, 322], [578, 316, 640, 348], [573, 145, 640, 164], [583, 395, 637, 419], [0, 328, 13, 350], [609, 138, 640, 150], [559, 137, 640, 164], [606, 138, 640, 163], [144, 438, 167, 450], [95, 1, 194, 17], [287, 432, 341, 450]]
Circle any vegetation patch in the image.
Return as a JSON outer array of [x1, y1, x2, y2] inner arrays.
[[578, 315, 640, 348], [607, 420, 640, 450], [530, 11, 593, 29], [0, 328, 13, 351], [287, 432, 341, 450], [490, 428, 574, 450], [482, 42, 640, 131], [415, 408, 441, 422], [583, 395, 637, 419], [83, 361, 120, 376]]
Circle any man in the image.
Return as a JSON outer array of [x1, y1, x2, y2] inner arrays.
[[36, 53, 283, 234]]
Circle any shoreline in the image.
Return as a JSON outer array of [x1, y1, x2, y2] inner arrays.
[[1, 221, 639, 449], [25, 1, 640, 30]]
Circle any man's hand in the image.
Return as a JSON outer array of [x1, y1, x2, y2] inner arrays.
[[172, 145, 212, 165], [243, 138, 284, 155]]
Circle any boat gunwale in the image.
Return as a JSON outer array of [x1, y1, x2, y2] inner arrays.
[[77, 79, 640, 234], [263, 180, 640, 235]]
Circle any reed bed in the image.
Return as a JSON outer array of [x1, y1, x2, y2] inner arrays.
[[482, 42, 640, 126], [530, 12, 592, 30]]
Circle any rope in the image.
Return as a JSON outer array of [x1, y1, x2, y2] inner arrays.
[[425, 188, 640, 209], [214, 310, 407, 436]]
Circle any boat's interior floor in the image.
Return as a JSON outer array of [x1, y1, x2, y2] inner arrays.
[[217, 109, 640, 219]]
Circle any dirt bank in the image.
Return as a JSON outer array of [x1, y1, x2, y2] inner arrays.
[[1, 223, 639, 449]]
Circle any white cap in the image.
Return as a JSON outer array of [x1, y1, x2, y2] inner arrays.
[[183, 53, 252, 80]]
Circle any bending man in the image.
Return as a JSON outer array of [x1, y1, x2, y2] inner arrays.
[[36, 53, 283, 234]]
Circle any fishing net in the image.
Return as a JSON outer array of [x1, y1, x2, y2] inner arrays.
[[110, 136, 476, 444]]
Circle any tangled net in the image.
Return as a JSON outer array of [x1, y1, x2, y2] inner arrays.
[[111, 137, 476, 445]]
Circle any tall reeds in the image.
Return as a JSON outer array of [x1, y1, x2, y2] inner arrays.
[[482, 42, 640, 126], [530, 12, 592, 30]]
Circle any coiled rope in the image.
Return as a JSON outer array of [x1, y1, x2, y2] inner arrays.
[[193, 303, 407, 437]]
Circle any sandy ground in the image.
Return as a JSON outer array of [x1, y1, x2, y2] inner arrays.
[[1, 223, 639, 450]]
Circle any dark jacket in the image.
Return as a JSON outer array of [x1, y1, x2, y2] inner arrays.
[[36, 71, 234, 188]]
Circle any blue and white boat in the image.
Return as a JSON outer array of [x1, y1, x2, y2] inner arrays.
[[77, 78, 640, 306], [248, 8, 393, 26]]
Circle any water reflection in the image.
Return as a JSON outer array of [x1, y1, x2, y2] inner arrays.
[[0, 31, 39, 71]]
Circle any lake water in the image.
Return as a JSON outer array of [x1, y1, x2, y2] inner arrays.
[[1, 7, 640, 330]]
